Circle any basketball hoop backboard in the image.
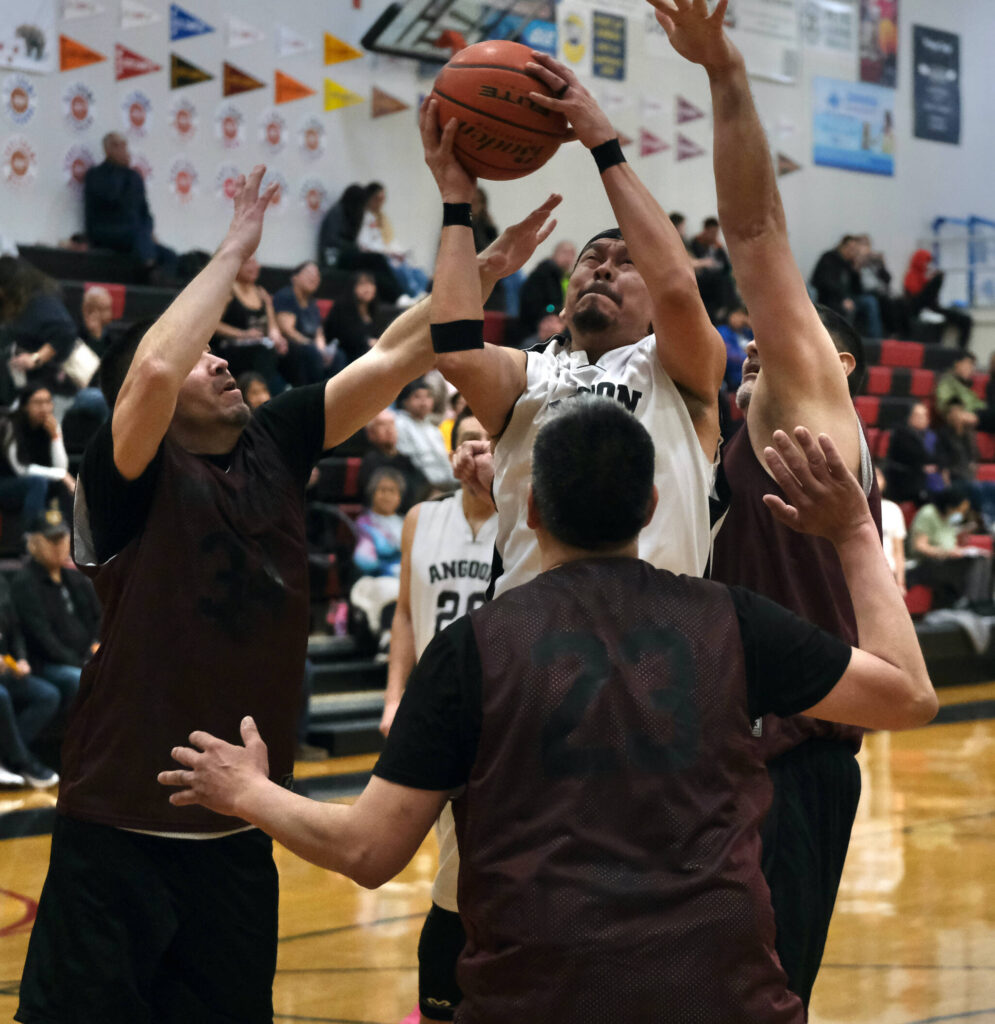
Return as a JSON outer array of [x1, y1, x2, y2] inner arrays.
[[362, 0, 556, 64]]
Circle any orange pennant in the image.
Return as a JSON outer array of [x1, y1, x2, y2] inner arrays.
[[371, 86, 408, 118], [60, 35, 106, 71], [223, 61, 265, 97], [275, 69, 315, 104]]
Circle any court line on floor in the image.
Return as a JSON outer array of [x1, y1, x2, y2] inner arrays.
[[821, 963, 995, 972], [279, 912, 426, 945], [898, 1010, 995, 1023]]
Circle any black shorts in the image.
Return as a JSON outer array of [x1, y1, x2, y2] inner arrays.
[[417, 903, 466, 1022], [762, 737, 861, 1010], [16, 814, 278, 1024]]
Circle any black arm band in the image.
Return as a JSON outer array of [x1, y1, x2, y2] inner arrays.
[[591, 137, 626, 174], [442, 203, 473, 228], [431, 319, 485, 353]]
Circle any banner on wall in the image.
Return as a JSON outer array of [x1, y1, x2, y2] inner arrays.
[[913, 25, 960, 145], [261, 169, 288, 214], [324, 79, 363, 112], [170, 4, 214, 42], [258, 108, 288, 153], [120, 88, 153, 137], [168, 156, 198, 202], [277, 25, 313, 58], [275, 70, 315, 104], [215, 163, 241, 202], [0, 1, 57, 74], [859, 0, 897, 87], [63, 0, 105, 20], [60, 35, 105, 71], [227, 15, 265, 49], [371, 86, 408, 117], [558, 6, 591, 78], [812, 76, 894, 174], [3, 135, 37, 185], [298, 116, 326, 159], [639, 128, 669, 157], [215, 101, 245, 147], [324, 32, 362, 65], [676, 132, 707, 161], [592, 11, 625, 80], [170, 53, 213, 89], [116, 43, 162, 80], [63, 82, 95, 130], [223, 62, 264, 97], [723, 0, 800, 83], [169, 96, 198, 140], [3, 75, 37, 126], [63, 143, 95, 191], [801, 0, 856, 53], [121, 0, 160, 29]]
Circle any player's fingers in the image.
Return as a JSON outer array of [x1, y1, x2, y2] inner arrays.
[[525, 61, 565, 93], [762, 494, 801, 528], [535, 217, 558, 247], [527, 91, 566, 112], [692, 0, 710, 17], [440, 115, 459, 153], [245, 164, 266, 194], [763, 443, 805, 498], [816, 433, 852, 481], [187, 730, 218, 751], [169, 789, 199, 807], [169, 745, 200, 767], [259, 182, 279, 210], [654, 9, 677, 35], [792, 426, 832, 484], [711, 0, 730, 22], [644, 0, 679, 12], [158, 768, 192, 788], [240, 715, 260, 747], [769, 430, 812, 484]]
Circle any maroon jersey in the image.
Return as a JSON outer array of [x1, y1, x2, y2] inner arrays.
[[452, 559, 805, 1024], [61, 425, 311, 832], [711, 419, 881, 760]]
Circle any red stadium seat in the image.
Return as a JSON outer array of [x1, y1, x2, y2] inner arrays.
[[899, 501, 917, 528], [972, 373, 989, 401], [959, 534, 993, 552], [978, 432, 995, 461], [866, 366, 892, 395], [854, 395, 880, 426], [85, 281, 126, 320], [483, 310, 507, 346], [875, 430, 891, 459], [865, 427, 880, 457], [904, 584, 933, 615], [880, 339, 924, 369], [975, 463, 995, 483], [910, 369, 935, 397], [316, 298, 333, 320]]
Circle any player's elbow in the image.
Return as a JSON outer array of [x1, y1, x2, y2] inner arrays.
[[883, 675, 939, 730], [347, 846, 397, 890]]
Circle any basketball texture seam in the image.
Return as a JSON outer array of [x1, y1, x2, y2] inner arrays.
[[432, 86, 568, 139]]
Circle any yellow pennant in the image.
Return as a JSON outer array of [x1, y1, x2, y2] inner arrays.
[[324, 78, 363, 112], [324, 32, 363, 65]]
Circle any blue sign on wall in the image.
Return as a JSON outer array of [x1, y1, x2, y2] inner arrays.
[[812, 76, 895, 176], [592, 11, 625, 81]]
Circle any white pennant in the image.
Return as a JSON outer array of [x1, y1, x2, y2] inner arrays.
[[63, 0, 105, 19], [121, 0, 161, 29], [276, 24, 314, 57], [227, 14, 265, 49]]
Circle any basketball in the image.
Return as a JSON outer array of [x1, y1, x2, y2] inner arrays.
[[431, 40, 570, 181]]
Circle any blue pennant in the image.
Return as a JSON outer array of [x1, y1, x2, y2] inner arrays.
[[169, 3, 214, 41]]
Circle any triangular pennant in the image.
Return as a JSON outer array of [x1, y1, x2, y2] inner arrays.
[[617, 131, 633, 148], [639, 128, 670, 158], [324, 78, 364, 112], [676, 132, 707, 161], [170, 53, 213, 89], [170, 3, 214, 42], [371, 86, 408, 118], [639, 94, 666, 118], [121, 0, 160, 29], [63, 0, 105, 19], [115, 43, 162, 81], [60, 35, 106, 72], [676, 95, 705, 124], [777, 152, 802, 177], [223, 62, 265, 97], [277, 25, 314, 58], [324, 32, 363, 65], [275, 70, 315, 104], [227, 15, 265, 49]]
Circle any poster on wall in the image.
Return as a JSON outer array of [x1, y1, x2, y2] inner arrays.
[[169, 96, 198, 141], [63, 142, 95, 191], [859, 0, 897, 87], [297, 116, 326, 160], [215, 101, 245, 148], [3, 74, 38, 126], [0, 0, 57, 74], [912, 25, 959, 146], [812, 76, 894, 175], [63, 81, 95, 130], [801, 0, 856, 53], [258, 108, 288, 154], [2, 135, 38, 185], [168, 156, 198, 202], [558, 5, 592, 78], [592, 11, 625, 80], [300, 178, 329, 219], [120, 89, 153, 138]]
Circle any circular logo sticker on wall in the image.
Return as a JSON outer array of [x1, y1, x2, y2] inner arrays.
[[258, 109, 287, 155], [170, 97, 198, 143], [215, 163, 241, 203], [297, 117, 326, 161], [3, 74, 36, 126], [131, 153, 153, 183], [63, 143, 96, 192], [214, 102, 244, 150], [63, 83, 96, 133], [168, 157, 198, 203], [3, 135, 37, 186], [299, 178, 329, 219], [121, 90, 153, 139]]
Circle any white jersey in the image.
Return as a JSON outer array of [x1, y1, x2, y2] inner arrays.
[[407, 492, 497, 913], [492, 334, 715, 597]]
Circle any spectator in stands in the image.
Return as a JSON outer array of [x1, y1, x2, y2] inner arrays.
[[885, 400, 943, 503], [471, 187, 499, 255], [856, 234, 906, 337], [876, 465, 906, 595], [83, 132, 177, 283], [0, 573, 60, 788], [936, 400, 978, 486], [322, 272, 379, 368], [352, 467, 405, 579], [904, 248, 972, 349], [214, 256, 285, 390], [518, 240, 576, 339], [689, 216, 736, 322], [359, 183, 430, 302], [79, 285, 114, 358], [394, 378, 455, 494], [0, 256, 78, 402], [0, 384, 75, 524], [272, 261, 330, 387], [934, 351, 995, 431], [472, 187, 521, 316], [12, 506, 100, 717], [438, 391, 467, 452], [716, 304, 753, 389], [236, 371, 270, 412], [358, 408, 428, 514], [517, 311, 566, 351], [906, 486, 992, 608], [811, 235, 882, 339]]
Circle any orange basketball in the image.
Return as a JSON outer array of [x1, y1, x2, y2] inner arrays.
[[431, 40, 570, 181]]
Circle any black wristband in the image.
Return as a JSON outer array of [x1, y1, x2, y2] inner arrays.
[[591, 137, 626, 174], [442, 202, 473, 228], [431, 319, 485, 353]]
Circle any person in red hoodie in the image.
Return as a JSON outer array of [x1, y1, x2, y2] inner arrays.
[[904, 248, 973, 348]]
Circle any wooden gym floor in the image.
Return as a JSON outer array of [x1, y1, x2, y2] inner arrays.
[[1, 686, 994, 1023]]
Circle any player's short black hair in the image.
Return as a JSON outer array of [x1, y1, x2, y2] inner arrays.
[[98, 318, 155, 407], [703, 216, 719, 229], [452, 405, 480, 447], [574, 228, 623, 269], [531, 395, 655, 551], [815, 304, 866, 397]]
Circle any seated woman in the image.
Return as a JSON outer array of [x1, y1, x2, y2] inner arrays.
[[357, 183, 430, 301], [213, 256, 285, 392], [322, 272, 379, 370], [352, 468, 405, 579], [904, 249, 973, 348], [0, 384, 74, 527]]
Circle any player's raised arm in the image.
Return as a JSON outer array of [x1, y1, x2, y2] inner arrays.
[[527, 51, 725, 438], [652, 0, 860, 467], [112, 167, 277, 479]]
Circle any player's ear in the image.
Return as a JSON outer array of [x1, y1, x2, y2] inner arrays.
[[526, 485, 540, 531], [839, 351, 856, 377], [643, 485, 659, 529]]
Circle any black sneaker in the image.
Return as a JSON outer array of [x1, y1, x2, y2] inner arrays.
[[16, 759, 59, 790]]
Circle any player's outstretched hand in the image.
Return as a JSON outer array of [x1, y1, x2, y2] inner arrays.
[[525, 52, 614, 149], [223, 166, 279, 263], [452, 438, 495, 501], [762, 427, 875, 546], [479, 193, 561, 280], [419, 97, 476, 204], [158, 716, 270, 818], [646, 0, 740, 72]]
